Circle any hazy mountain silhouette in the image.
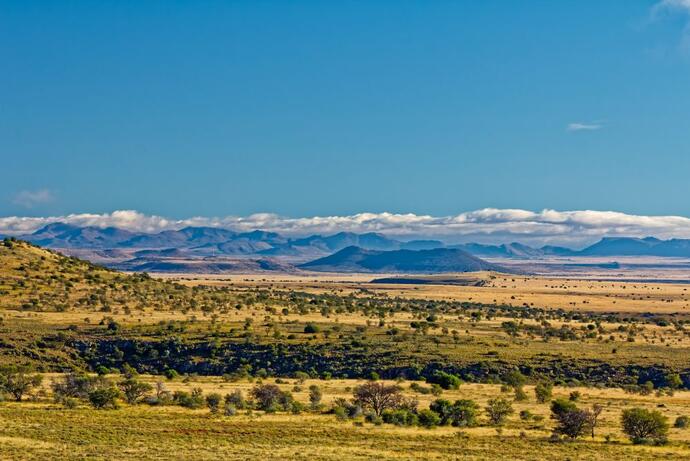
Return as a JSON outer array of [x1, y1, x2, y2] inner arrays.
[[451, 242, 575, 258], [22, 224, 690, 263], [28, 223, 136, 248], [299, 246, 510, 273], [121, 227, 238, 248]]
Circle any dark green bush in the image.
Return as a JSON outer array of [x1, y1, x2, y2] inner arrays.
[[88, 387, 121, 410], [382, 409, 418, 426], [427, 371, 461, 390], [417, 409, 441, 428]]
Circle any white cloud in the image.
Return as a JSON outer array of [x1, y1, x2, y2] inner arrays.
[[566, 122, 602, 132], [11, 189, 55, 208], [654, 0, 690, 13], [653, 0, 690, 51], [5, 208, 690, 248]]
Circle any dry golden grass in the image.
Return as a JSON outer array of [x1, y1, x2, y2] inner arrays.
[[4, 375, 690, 460], [162, 272, 690, 314]]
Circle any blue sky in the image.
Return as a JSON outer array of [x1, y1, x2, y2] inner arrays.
[[2, 1, 690, 222]]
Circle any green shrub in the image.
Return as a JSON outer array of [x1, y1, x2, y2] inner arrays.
[[382, 409, 418, 426], [504, 370, 527, 388], [621, 408, 669, 445], [427, 371, 461, 390], [0, 367, 43, 402], [430, 398, 479, 427], [417, 409, 441, 428], [88, 387, 121, 410], [95, 365, 110, 376], [294, 371, 310, 384], [514, 386, 528, 401], [334, 406, 348, 421], [674, 415, 690, 429], [290, 401, 306, 414], [485, 398, 513, 426], [519, 409, 533, 421], [206, 393, 223, 414], [119, 378, 153, 405], [534, 382, 553, 404], [308, 384, 322, 410], [224, 403, 237, 416], [303, 324, 320, 334], [173, 388, 204, 409], [164, 369, 179, 380], [225, 390, 246, 410]]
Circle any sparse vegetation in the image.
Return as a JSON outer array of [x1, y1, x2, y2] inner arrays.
[[2, 240, 690, 459]]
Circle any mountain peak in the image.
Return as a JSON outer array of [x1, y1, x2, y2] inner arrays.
[[300, 246, 510, 273]]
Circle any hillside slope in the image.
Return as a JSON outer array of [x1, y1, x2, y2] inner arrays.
[[0, 238, 231, 314]]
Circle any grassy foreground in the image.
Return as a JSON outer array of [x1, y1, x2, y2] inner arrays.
[[1, 404, 686, 461], [2, 377, 690, 460]]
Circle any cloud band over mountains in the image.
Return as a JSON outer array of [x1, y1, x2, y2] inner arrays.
[[4, 209, 690, 248]]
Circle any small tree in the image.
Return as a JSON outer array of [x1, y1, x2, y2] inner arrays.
[[353, 382, 404, 416], [119, 378, 153, 405], [621, 408, 669, 445], [450, 399, 479, 427], [0, 367, 43, 402], [589, 404, 603, 439], [225, 389, 246, 410], [155, 381, 172, 404], [485, 398, 513, 425], [52, 373, 108, 402], [550, 399, 592, 440], [250, 384, 293, 412], [514, 386, 528, 401], [534, 382, 553, 404], [206, 393, 222, 414], [308, 384, 322, 410], [251, 384, 283, 411]]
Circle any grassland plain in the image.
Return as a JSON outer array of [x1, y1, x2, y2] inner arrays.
[[1, 378, 690, 460], [3, 239, 690, 459]]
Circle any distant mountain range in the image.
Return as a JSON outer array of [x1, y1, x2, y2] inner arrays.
[[19, 223, 453, 258], [299, 246, 509, 273], [13, 223, 690, 274]]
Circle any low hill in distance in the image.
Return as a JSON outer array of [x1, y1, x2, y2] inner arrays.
[[112, 256, 297, 273], [370, 274, 488, 286], [299, 246, 512, 273]]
